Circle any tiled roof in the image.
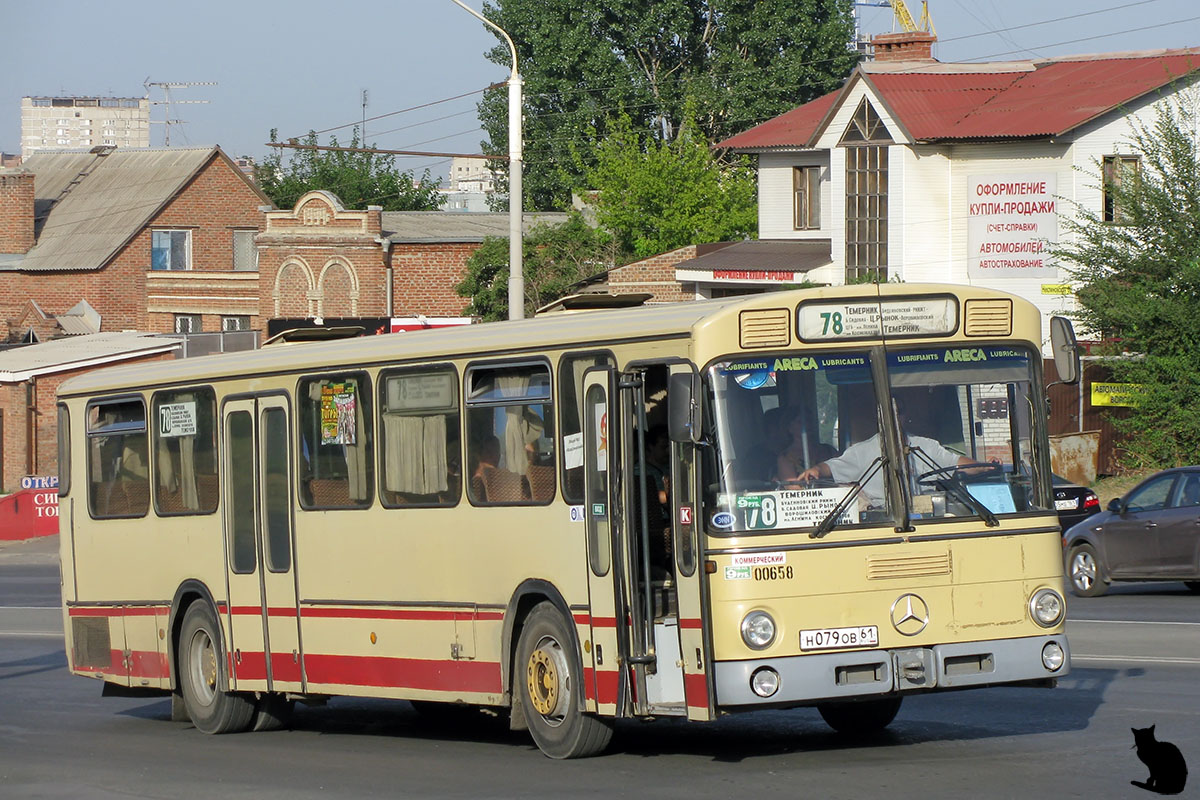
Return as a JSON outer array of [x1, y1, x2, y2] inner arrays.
[[718, 49, 1200, 150]]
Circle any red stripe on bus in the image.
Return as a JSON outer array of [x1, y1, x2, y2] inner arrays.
[[595, 669, 619, 705], [68, 606, 167, 617], [589, 617, 617, 628], [679, 618, 703, 630], [233, 650, 268, 682], [303, 654, 502, 693], [684, 672, 709, 710], [270, 652, 302, 684], [73, 649, 169, 680], [582, 666, 595, 701], [573, 613, 590, 625], [229, 607, 505, 622]]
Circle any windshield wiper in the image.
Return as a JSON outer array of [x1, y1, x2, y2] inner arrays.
[[811, 457, 885, 539], [908, 446, 999, 527]]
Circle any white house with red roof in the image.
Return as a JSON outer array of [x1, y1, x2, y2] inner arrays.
[[716, 33, 1200, 343]]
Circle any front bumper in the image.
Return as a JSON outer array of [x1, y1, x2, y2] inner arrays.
[[714, 634, 1069, 707]]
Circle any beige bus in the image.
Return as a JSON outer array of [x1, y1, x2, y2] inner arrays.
[[56, 283, 1079, 758]]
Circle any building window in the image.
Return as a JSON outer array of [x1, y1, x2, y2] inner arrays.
[[175, 314, 202, 334], [839, 99, 892, 283], [232, 229, 257, 271], [793, 165, 821, 230], [221, 315, 250, 332], [152, 229, 191, 270], [1103, 155, 1140, 224]]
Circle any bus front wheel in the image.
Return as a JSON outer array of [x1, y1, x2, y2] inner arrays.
[[817, 696, 902, 736], [516, 602, 612, 759], [178, 602, 255, 734]]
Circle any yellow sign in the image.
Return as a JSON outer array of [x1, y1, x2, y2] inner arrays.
[[1091, 382, 1144, 407], [1041, 284, 1072, 295]]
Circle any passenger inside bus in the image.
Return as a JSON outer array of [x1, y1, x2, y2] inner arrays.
[[775, 410, 837, 484]]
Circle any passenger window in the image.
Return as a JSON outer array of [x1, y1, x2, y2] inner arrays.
[[298, 373, 374, 509], [559, 353, 613, 503], [152, 388, 218, 515], [379, 367, 461, 507], [465, 362, 555, 505], [86, 398, 149, 518]]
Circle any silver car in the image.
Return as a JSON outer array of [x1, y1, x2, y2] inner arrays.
[[1063, 466, 1200, 596]]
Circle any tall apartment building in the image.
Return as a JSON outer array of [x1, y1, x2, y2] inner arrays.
[[21, 96, 150, 158]]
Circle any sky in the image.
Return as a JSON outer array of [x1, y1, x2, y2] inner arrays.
[[3, 0, 1198, 184]]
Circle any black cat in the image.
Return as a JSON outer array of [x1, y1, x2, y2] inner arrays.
[[1131, 725, 1188, 795]]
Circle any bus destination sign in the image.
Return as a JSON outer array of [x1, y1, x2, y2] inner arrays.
[[798, 297, 957, 342]]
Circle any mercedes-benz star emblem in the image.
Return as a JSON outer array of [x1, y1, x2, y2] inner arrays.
[[890, 593, 930, 636]]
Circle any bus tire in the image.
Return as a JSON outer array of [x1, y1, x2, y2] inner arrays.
[[818, 696, 902, 735], [515, 602, 612, 759], [178, 602, 255, 734], [1067, 544, 1108, 597], [251, 693, 294, 731]]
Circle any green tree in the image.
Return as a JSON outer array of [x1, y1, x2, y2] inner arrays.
[[258, 129, 441, 211], [586, 111, 756, 259], [455, 212, 617, 320], [476, 0, 857, 210], [1056, 95, 1200, 469]]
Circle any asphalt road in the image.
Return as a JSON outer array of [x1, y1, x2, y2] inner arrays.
[[1, 535, 1196, 799]]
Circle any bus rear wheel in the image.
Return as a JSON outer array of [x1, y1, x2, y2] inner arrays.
[[178, 602, 255, 734], [817, 696, 902, 736], [516, 603, 612, 759]]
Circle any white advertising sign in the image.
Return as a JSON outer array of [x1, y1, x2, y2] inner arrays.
[[968, 173, 1057, 278], [158, 402, 198, 438]]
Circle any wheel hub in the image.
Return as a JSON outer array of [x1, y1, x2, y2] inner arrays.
[[526, 647, 559, 716]]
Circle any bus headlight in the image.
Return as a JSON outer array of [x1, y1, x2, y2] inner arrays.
[[1029, 588, 1065, 627], [1042, 641, 1065, 671], [750, 667, 780, 698], [741, 610, 776, 650]]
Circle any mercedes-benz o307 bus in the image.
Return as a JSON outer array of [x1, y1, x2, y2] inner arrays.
[[56, 283, 1080, 758]]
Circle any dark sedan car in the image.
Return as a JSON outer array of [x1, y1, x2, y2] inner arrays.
[[1053, 473, 1101, 531], [1063, 466, 1200, 596]]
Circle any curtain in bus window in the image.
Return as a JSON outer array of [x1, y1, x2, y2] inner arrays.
[[382, 413, 449, 495], [497, 373, 540, 476]]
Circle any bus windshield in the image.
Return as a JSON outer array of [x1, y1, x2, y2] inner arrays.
[[704, 345, 1050, 535]]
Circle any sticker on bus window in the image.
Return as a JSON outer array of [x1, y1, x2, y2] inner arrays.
[[724, 566, 751, 581], [158, 402, 197, 438], [563, 432, 583, 470], [728, 489, 858, 530], [320, 382, 357, 445]]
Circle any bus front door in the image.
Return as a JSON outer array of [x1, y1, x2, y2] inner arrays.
[[221, 396, 303, 695]]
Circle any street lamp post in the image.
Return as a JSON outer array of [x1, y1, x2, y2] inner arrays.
[[451, 0, 525, 320]]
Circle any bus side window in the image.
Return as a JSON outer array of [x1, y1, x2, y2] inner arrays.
[[378, 366, 461, 507], [465, 361, 555, 506], [86, 398, 149, 519], [151, 388, 218, 515], [559, 352, 614, 504], [297, 373, 374, 509]]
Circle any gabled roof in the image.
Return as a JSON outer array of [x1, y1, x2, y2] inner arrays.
[[0, 331, 179, 382], [718, 48, 1200, 151], [4, 147, 270, 272]]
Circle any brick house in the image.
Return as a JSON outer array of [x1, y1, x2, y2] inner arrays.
[[0, 146, 270, 340], [0, 332, 179, 493], [258, 189, 568, 322]]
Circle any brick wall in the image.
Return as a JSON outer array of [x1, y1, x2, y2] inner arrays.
[[390, 243, 475, 316], [606, 245, 698, 303], [0, 154, 264, 338], [0, 350, 175, 493]]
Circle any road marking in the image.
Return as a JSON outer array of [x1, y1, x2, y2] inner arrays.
[[0, 631, 62, 638], [1072, 654, 1200, 665]]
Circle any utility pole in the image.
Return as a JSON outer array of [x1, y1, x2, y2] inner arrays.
[[145, 80, 216, 146], [451, 0, 524, 320], [361, 89, 369, 143]]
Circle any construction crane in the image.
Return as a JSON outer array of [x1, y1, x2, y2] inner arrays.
[[889, 0, 936, 36]]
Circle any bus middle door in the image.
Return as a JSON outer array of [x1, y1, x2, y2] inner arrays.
[[222, 396, 303, 695]]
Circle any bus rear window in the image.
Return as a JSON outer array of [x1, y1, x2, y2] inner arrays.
[[86, 398, 149, 518], [298, 373, 374, 509]]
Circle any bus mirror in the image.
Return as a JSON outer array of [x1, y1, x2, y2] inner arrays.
[[668, 372, 702, 443], [1050, 316, 1080, 385]]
